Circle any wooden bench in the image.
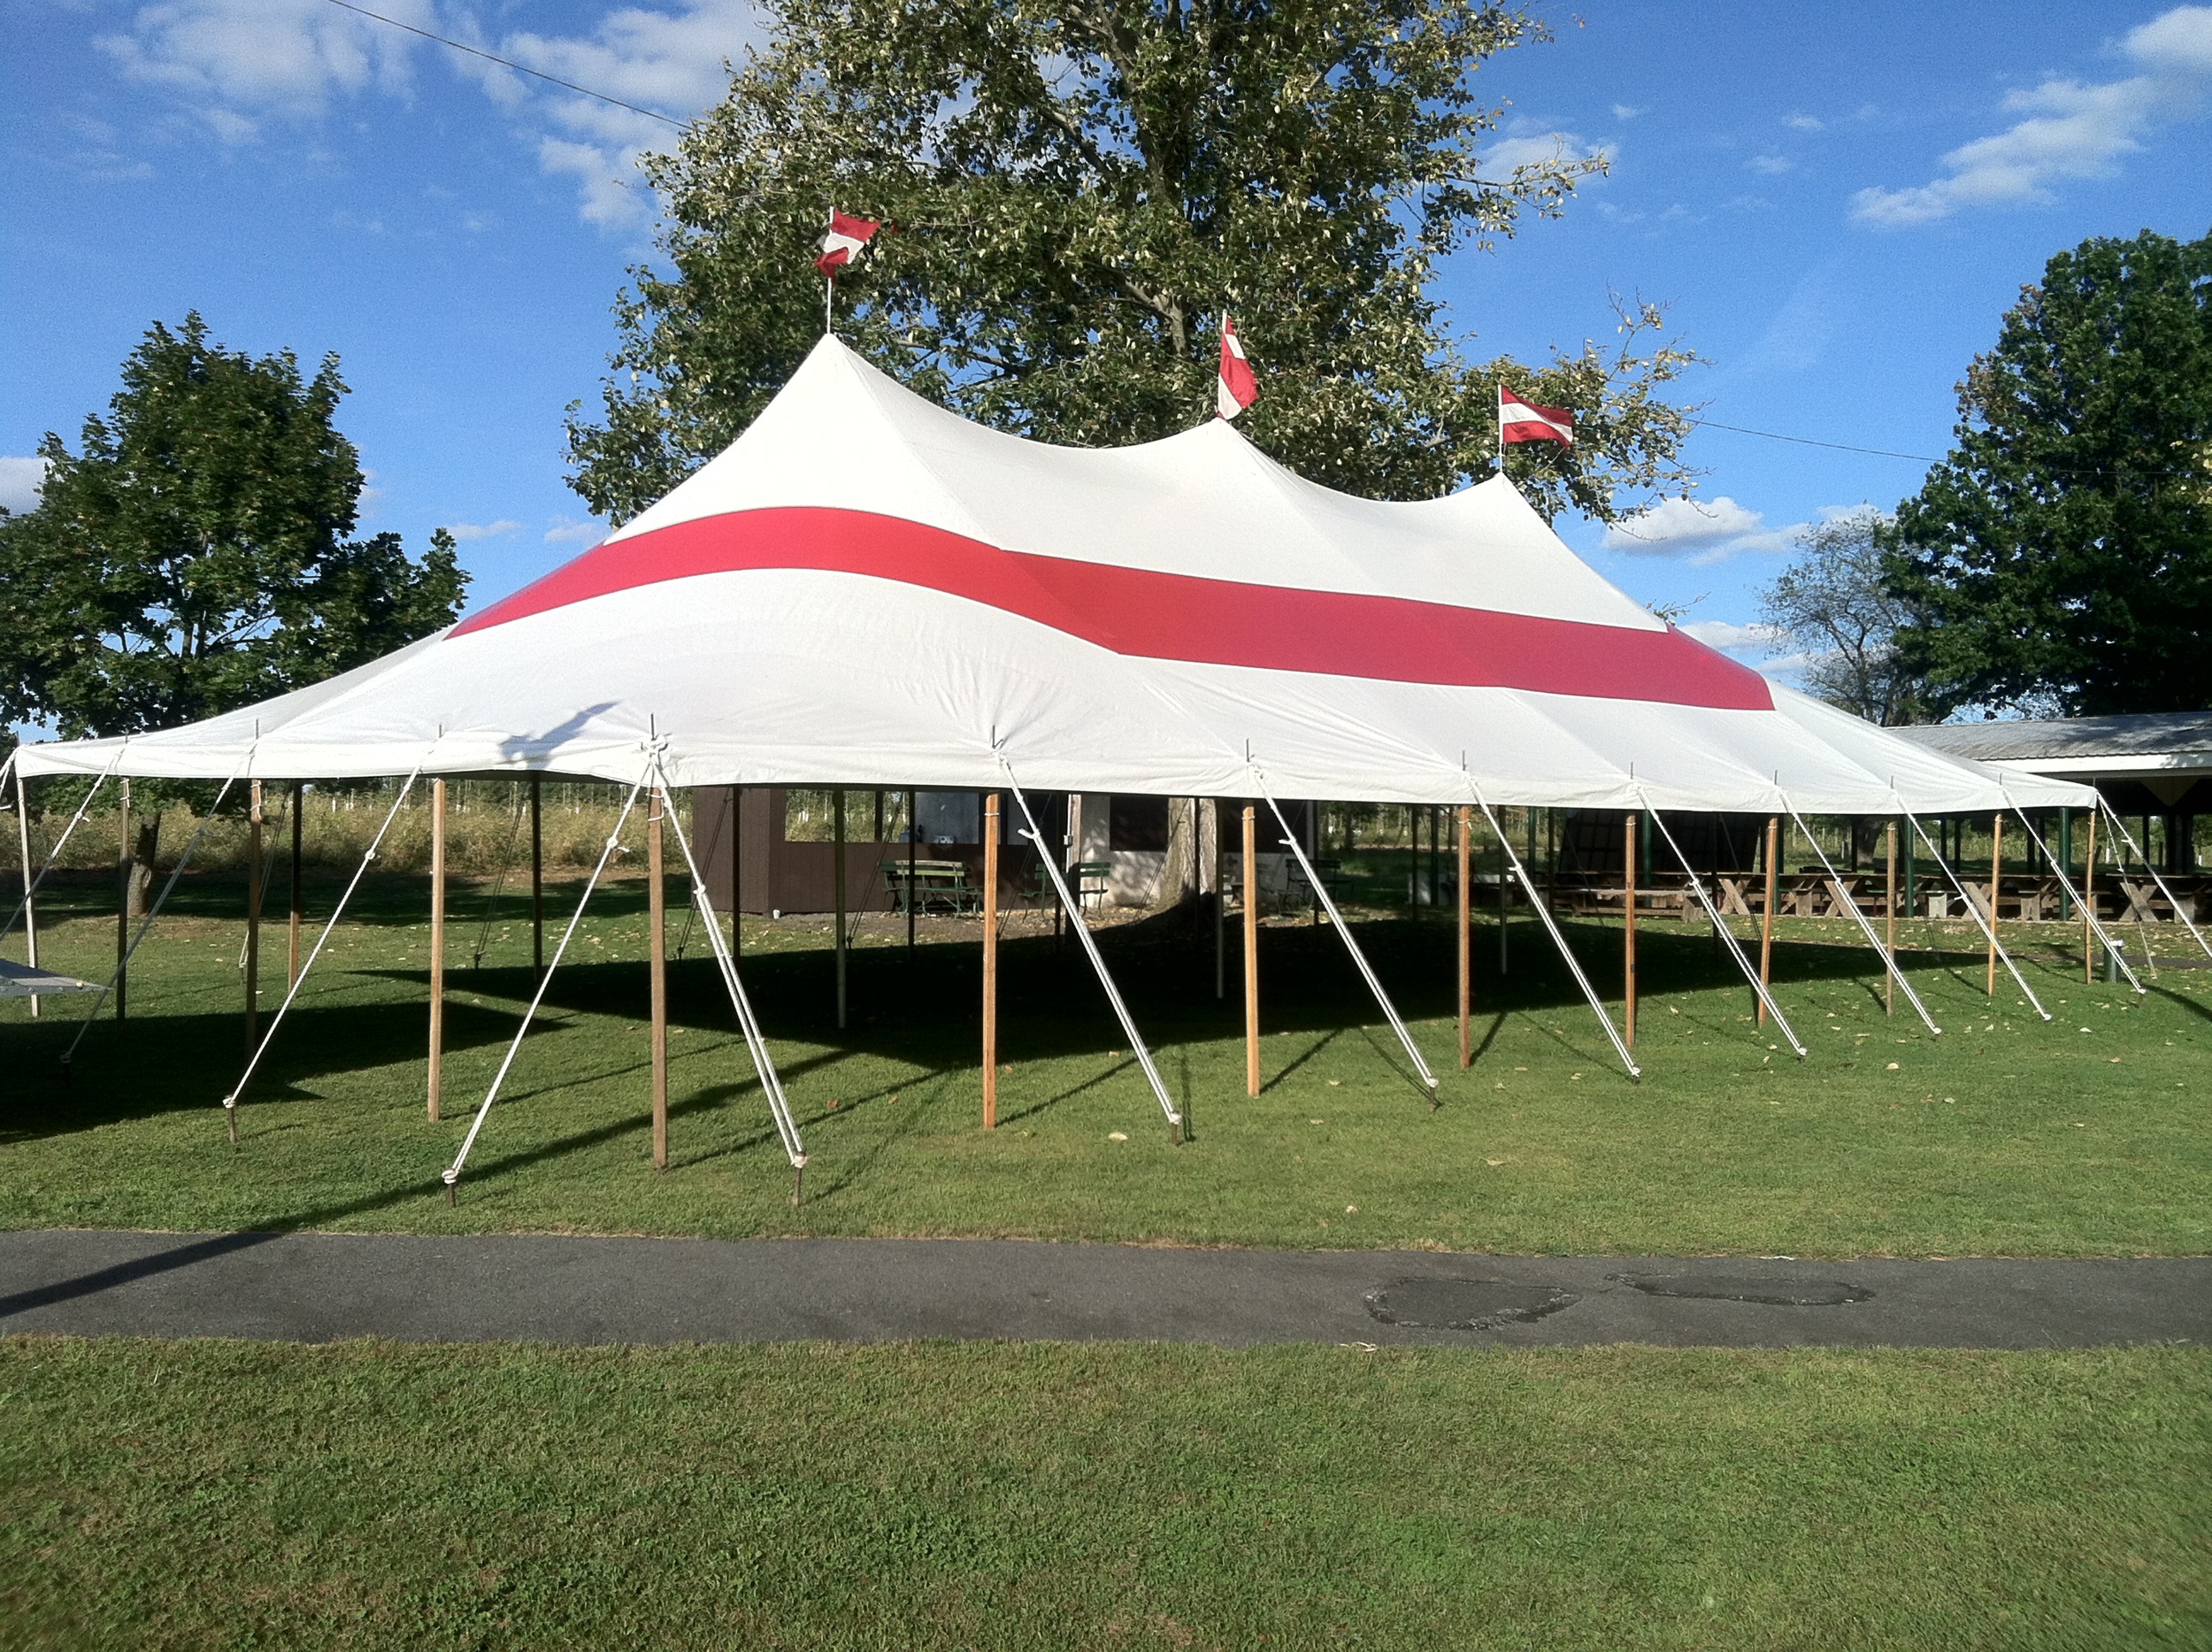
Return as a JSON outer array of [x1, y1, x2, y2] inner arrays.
[[881, 858, 982, 916]]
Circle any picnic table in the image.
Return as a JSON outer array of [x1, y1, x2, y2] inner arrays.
[[881, 857, 983, 916]]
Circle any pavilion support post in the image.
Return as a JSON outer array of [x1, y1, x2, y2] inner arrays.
[[116, 779, 132, 1026], [1985, 811, 2003, 996], [649, 786, 669, 1170], [1456, 805, 1472, 1068], [2084, 809, 2098, 983], [1884, 818, 1898, 1016], [1243, 803, 1260, 1096], [288, 782, 303, 989], [1624, 810, 1639, 1049], [15, 769, 38, 1018], [982, 792, 1000, 1129], [246, 780, 265, 1059], [1757, 815, 1779, 1026], [833, 788, 848, 1030], [530, 775, 544, 978], [426, 778, 446, 1122]]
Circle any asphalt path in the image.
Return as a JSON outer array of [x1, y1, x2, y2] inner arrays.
[[2, 1229, 2206, 1348]]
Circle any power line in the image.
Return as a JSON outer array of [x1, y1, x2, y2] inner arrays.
[[321, 0, 689, 131], [1687, 418, 1939, 464]]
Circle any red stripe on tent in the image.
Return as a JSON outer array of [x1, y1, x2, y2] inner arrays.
[[452, 507, 1771, 711]]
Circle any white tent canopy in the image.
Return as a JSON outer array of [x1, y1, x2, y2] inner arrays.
[[15, 336, 2092, 817]]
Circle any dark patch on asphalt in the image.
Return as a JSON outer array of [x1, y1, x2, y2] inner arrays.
[[1363, 1277, 1579, 1330], [1615, 1272, 1874, 1307]]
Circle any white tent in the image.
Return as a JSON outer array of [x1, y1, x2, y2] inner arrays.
[[12, 336, 2093, 818]]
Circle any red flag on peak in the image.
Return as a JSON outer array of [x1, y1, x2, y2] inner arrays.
[[1217, 314, 1257, 420], [817, 211, 882, 277], [1498, 383, 1573, 447]]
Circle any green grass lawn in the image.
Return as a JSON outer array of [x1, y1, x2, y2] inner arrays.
[[4, 868, 2206, 1256], [1, 1336, 2203, 1649]]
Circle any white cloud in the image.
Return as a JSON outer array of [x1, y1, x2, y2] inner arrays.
[[1602, 496, 1800, 564], [1852, 4, 2212, 227], [442, 519, 520, 541], [544, 517, 605, 544], [0, 455, 47, 514], [1785, 113, 1824, 132], [91, 0, 762, 225], [1680, 619, 1786, 652], [1485, 126, 1615, 176], [1610, 104, 1643, 120], [1747, 153, 1793, 175]]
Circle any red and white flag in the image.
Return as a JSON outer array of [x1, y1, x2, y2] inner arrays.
[[1217, 314, 1257, 420], [1498, 383, 1573, 447], [816, 210, 881, 277]]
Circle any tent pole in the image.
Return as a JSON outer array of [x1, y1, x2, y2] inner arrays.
[[245, 780, 265, 1059], [834, 788, 848, 1030], [1624, 810, 1638, 1049], [732, 788, 744, 957], [1901, 810, 2060, 1015], [2096, 798, 2212, 963], [1003, 776, 1181, 1137], [1456, 804, 1471, 1068], [905, 790, 918, 954], [1884, 817, 1898, 1016], [2003, 800, 2145, 991], [1213, 798, 1225, 1002], [1646, 802, 1807, 1057], [427, 779, 445, 1121], [231, 768, 427, 1138], [116, 779, 131, 1027], [982, 791, 998, 1130], [1785, 803, 1941, 1036], [1263, 792, 1436, 1096], [1758, 816, 1779, 1026], [1476, 797, 1639, 1080], [12, 769, 35, 1018], [649, 785, 669, 1170], [530, 775, 544, 978], [288, 782, 303, 989], [447, 776, 645, 1197], [1243, 803, 1260, 1096], [1985, 811, 2003, 996]]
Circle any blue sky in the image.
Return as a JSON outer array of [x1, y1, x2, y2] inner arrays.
[[4, 0, 2209, 678]]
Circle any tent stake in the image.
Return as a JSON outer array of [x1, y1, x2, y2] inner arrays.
[[1243, 803, 1260, 1095], [1784, 803, 1940, 1036], [982, 791, 998, 1130], [1263, 791, 1436, 1095], [1645, 802, 1807, 1058], [1475, 798, 1639, 1080], [1624, 810, 1639, 1049], [1003, 775, 1181, 1136], [649, 785, 669, 1170], [427, 779, 445, 1121], [1456, 805, 1471, 1069], [1758, 816, 1778, 1026]]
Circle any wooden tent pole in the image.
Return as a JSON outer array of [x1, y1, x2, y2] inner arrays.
[[426, 778, 445, 1120], [115, 779, 131, 1026], [529, 775, 544, 977], [245, 780, 264, 1058], [982, 792, 999, 1129], [288, 781, 303, 989], [1885, 817, 1898, 1017], [649, 785, 669, 1169], [12, 769, 36, 1018], [1624, 810, 1639, 1048], [1986, 811, 2003, 996], [1757, 815, 1779, 1026], [732, 788, 744, 957], [1243, 803, 1260, 1096], [833, 788, 848, 1029], [906, 790, 918, 953], [2079, 809, 2097, 981], [1456, 804, 1472, 1067]]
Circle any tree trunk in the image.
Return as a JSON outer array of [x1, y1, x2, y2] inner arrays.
[[1161, 796, 1200, 911], [129, 812, 162, 921]]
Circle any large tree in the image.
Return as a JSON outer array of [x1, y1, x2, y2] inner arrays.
[[567, 0, 1700, 526], [1, 313, 467, 741], [1758, 511, 1931, 727], [1886, 227, 2212, 718]]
